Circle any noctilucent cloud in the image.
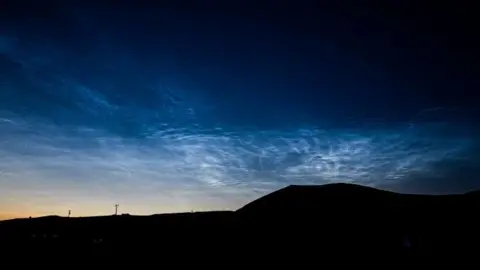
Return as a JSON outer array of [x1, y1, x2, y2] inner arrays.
[[0, 2, 478, 219]]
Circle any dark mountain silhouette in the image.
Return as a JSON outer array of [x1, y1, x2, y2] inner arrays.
[[237, 183, 395, 215], [1, 183, 479, 260]]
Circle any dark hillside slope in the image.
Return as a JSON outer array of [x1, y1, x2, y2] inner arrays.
[[234, 183, 480, 255], [2, 183, 480, 258], [237, 183, 479, 220], [0, 211, 236, 257], [237, 183, 396, 216]]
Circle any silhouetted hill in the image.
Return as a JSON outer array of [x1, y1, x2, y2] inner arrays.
[[237, 183, 395, 216], [2, 183, 480, 259], [236, 183, 478, 220]]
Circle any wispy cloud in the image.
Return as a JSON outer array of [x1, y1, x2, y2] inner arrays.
[[0, 112, 473, 217], [0, 30, 477, 218]]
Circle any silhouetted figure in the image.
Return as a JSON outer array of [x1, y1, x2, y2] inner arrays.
[[68, 210, 71, 218], [114, 204, 119, 215]]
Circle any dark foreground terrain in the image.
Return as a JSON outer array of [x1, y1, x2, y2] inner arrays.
[[2, 183, 480, 260]]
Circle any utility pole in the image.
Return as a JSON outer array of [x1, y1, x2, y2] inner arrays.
[[114, 204, 119, 216]]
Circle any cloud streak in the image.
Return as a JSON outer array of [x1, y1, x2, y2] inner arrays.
[[0, 112, 473, 217], [0, 22, 478, 219]]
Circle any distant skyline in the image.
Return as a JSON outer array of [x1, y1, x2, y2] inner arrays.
[[0, 1, 478, 219]]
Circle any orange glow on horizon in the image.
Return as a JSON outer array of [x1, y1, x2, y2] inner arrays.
[[0, 198, 244, 221]]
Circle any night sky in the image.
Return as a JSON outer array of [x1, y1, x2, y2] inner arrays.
[[0, 1, 478, 219]]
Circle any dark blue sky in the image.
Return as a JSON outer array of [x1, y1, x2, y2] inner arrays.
[[0, 1, 478, 218]]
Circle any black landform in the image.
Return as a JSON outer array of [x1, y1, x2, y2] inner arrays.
[[1, 183, 479, 259]]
